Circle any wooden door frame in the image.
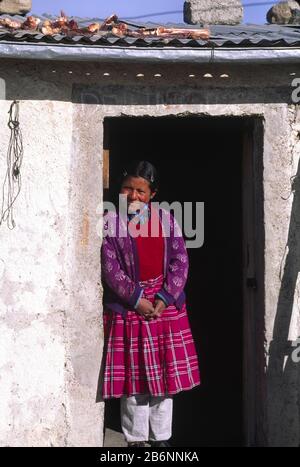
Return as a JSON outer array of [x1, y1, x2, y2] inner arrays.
[[242, 117, 267, 446]]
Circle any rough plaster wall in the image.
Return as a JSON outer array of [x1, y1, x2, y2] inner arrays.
[[0, 65, 104, 446], [264, 104, 300, 447], [65, 103, 103, 447], [0, 100, 73, 446], [0, 58, 299, 446]]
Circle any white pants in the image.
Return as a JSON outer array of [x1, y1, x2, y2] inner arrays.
[[120, 394, 173, 442]]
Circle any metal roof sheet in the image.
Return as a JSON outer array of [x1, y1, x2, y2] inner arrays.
[[0, 14, 300, 48]]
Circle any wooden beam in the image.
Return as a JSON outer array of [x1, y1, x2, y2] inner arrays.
[[103, 149, 110, 189]]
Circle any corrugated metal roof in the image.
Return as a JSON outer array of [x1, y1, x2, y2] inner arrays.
[[1, 14, 300, 48]]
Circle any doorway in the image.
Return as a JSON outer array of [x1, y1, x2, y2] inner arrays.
[[102, 115, 264, 447]]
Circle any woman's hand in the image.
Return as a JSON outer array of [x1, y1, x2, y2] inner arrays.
[[136, 298, 166, 321], [153, 299, 166, 318], [135, 298, 155, 320]]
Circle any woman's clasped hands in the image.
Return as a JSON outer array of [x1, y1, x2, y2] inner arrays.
[[136, 298, 166, 321]]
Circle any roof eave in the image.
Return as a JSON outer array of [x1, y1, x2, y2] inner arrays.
[[0, 42, 300, 64]]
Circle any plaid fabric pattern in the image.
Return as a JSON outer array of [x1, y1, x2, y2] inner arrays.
[[102, 274, 200, 399]]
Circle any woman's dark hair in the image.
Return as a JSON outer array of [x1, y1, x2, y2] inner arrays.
[[121, 160, 159, 193]]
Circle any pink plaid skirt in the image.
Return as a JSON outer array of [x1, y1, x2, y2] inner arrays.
[[101, 274, 200, 399]]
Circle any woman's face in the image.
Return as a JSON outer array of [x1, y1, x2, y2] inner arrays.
[[120, 176, 156, 213]]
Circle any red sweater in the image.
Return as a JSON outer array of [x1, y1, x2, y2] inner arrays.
[[135, 214, 164, 281]]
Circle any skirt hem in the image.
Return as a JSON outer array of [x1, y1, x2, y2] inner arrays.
[[102, 381, 201, 400]]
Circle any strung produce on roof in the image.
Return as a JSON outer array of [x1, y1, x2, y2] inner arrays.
[[0, 17, 22, 29], [22, 15, 41, 30], [0, 11, 210, 39]]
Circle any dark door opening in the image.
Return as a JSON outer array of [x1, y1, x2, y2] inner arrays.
[[103, 115, 255, 447]]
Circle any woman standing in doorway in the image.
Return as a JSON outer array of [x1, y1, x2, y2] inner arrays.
[[101, 160, 200, 447]]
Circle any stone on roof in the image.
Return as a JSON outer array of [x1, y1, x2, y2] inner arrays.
[[184, 0, 243, 25], [267, 1, 300, 24], [0, 0, 31, 15]]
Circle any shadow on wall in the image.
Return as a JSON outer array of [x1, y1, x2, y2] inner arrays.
[[0, 59, 296, 105], [72, 84, 293, 106], [267, 157, 300, 447]]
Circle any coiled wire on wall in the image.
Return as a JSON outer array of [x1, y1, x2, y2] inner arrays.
[[0, 100, 23, 229]]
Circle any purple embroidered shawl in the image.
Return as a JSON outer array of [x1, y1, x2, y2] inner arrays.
[[101, 206, 189, 316]]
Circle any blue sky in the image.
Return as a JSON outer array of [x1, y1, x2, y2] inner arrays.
[[31, 1, 273, 24]]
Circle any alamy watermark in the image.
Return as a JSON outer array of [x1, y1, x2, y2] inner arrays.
[[96, 195, 204, 249], [0, 78, 5, 100], [291, 338, 300, 363], [291, 78, 300, 104]]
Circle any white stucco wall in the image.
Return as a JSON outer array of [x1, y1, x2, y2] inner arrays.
[[0, 100, 76, 446], [0, 77, 104, 446]]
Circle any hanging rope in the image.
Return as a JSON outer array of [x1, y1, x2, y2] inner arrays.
[[0, 100, 23, 229]]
